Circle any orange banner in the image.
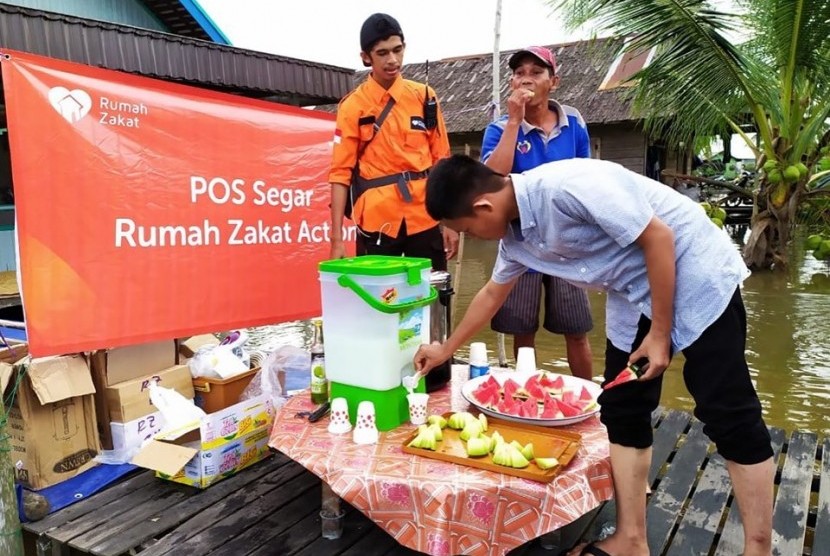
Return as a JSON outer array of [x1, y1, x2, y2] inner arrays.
[[2, 50, 352, 356]]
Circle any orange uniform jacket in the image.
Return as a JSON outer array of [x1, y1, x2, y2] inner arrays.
[[329, 74, 450, 237]]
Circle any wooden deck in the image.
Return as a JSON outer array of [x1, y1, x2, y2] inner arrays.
[[22, 408, 829, 556]]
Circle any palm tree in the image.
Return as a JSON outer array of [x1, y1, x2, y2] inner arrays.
[[550, 0, 830, 269]]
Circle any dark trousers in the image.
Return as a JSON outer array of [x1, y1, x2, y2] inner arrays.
[[356, 221, 447, 271], [598, 288, 773, 465]]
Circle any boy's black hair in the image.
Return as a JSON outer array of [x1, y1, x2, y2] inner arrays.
[[426, 155, 505, 220], [360, 13, 404, 54]]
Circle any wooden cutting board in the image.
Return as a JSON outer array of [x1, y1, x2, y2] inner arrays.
[[401, 412, 581, 483]]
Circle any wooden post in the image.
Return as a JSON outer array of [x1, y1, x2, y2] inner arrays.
[[491, 0, 502, 120], [0, 404, 23, 555], [491, 0, 508, 365]]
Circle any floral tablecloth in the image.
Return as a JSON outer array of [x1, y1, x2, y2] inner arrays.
[[268, 366, 613, 556]]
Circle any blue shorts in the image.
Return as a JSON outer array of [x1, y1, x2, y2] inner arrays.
[[491, 272, 593, 336]]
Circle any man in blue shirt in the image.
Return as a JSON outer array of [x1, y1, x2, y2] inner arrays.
[[416, 156, 774, 556], [481, 46, 593, 380]]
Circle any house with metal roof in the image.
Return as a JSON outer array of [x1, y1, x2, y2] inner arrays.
[[326, 37, 688, 181], [0, 0, 355, 292], [0, 1, 353, 104]]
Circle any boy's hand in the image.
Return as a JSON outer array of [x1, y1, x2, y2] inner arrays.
[[414, 342, 451, 375], [630, 332, 671, 380], [329, 239, 347, 260], [442, 228, 459, 260]]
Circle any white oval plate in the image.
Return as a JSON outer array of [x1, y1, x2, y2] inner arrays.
[[461, 369, 602, 427]]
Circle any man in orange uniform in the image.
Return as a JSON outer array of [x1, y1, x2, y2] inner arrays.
[[328, 13, 458, 270]]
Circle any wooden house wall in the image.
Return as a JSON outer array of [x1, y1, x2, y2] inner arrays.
[[589, 123, 646, 174], [449, 124, 649, 176]]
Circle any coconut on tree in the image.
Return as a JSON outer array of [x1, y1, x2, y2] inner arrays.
[[549, 0, 830, 269]]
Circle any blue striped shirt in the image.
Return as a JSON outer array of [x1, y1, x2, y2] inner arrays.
[[481, 100, 591, 171], [491, 158, 750, 351]]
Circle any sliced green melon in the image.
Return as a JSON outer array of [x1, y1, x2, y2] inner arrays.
[[427, 415, 448, 428], [535, 457, 560, 470], [466, 437, 490, 457], [448, 412, 474, 430]]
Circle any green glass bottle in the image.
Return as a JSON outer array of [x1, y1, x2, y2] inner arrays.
[[309, 319, 328, 404]]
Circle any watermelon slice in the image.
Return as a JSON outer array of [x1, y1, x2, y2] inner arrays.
[[472, 383, 501, 407], [472, 381, 494, 398], [603, 365, 643, 390], [518, 398, 538, 418], [483, 375, 501, 390], [497, 396, 520, 416], [540, 395, 564, 419], [541, 374, 565, 394], [524, 374, 542, 390], [502, 378, 522, 400], [554, 398, 582, 418], [567, 387, 597, 412], [561, 389, 578, 406], [524, 378, 547, 401]]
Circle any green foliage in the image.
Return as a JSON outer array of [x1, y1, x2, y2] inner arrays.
[[699, 201, 728, 228], [805, 233, 830, 260], [550, 0, 830, 268], [550, 0, 830, 164], [798, 172, 830, 233]]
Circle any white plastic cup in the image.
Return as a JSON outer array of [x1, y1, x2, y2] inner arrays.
[[516, 347, 537, 373], [353, 401, 379, 445], [406, 393, 430, 425], [328, 397, 352, 434], [320, 509, 346, 539], [469, 342, 488, 366]]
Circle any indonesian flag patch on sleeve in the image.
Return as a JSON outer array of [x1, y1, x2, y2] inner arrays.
[[333, 129, 342, 144]]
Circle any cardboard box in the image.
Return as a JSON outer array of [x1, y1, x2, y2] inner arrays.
[[1, 355, 100, 489], [132, 395, 274, 488], [161, 426, 271, 488], [178, 334, 220, 360], [88, 340, 176, 450], [105, 364, 195, 423], [0, 341, 28, 365], [110, 411, 166, 452], [90, 340, 177, 387]]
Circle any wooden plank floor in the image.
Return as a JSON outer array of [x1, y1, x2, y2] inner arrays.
[[22, 408, 827, 556]]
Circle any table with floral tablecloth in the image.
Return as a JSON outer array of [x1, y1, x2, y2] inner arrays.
[[268, 366, 613, 556]]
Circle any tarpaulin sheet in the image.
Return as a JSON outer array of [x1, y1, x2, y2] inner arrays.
[[1, 50, 349, 356]]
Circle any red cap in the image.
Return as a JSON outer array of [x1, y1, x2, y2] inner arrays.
[[508, 46, 556, 72]]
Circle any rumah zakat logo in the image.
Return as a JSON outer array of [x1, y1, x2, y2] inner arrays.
[[48, 86, 92, 123]]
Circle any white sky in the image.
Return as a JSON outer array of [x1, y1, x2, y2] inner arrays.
[[196, 0, 590, 70]]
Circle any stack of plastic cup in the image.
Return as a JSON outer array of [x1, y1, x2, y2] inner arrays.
[[516, 347, 537, 373], [469, 342, 490, 378]]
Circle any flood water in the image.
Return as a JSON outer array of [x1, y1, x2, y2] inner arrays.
[[249, 227, 830, 437]]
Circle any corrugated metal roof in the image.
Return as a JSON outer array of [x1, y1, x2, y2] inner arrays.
[[407, 38, 635, 131], [318, 37, 636, 131], [142, 0, 230, 44], [141, 0, 213, 41], [0, 3, 354, 105]]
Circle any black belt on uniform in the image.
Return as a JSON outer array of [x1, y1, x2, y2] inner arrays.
[[352, 168, 431, 204]]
